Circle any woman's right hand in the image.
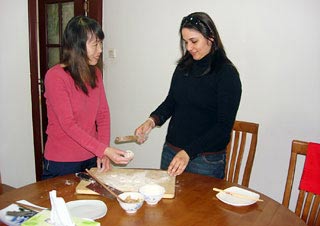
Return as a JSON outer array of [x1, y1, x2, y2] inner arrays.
[[97, 155, 111, 173], [103, 147, 130, 165], [134, 118, 155, 144], [167, 150, 190, 176]]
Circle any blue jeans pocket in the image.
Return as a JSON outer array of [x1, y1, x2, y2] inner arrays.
[[201, 154, 226, 165], [186, 152, 226, 179]]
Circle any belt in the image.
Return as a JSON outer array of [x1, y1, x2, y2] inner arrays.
[[165, 142, 225, 156]]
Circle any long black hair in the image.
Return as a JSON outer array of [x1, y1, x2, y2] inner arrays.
[[61, 15, 104, 95], [178, 12, 229, 75]]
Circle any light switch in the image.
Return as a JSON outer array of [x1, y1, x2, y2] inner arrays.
[[108, 49, 117, 58]]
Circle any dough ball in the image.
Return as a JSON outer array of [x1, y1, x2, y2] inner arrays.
[[124, 150, 134, 160]]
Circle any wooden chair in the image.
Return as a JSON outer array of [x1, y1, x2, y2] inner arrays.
[[0, 172, 15, 195], [224, 120, 259, 187], [282, 140, 320, 226]]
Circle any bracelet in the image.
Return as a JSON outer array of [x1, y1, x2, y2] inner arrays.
[[147, 117, 156, 128]]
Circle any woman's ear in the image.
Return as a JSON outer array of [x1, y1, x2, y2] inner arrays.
[[208, 37, 214, 46]]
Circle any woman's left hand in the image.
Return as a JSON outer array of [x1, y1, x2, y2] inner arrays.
[[97, 155, 111, 172], [167, 150, 190, 176]]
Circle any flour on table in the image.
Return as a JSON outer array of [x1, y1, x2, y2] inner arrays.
[[99, 170, 171, 192]]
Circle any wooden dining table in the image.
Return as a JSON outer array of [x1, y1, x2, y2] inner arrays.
[[0, 170, 307, 226]]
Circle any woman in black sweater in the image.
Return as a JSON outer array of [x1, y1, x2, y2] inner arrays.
[[135, 12, 241, 179]]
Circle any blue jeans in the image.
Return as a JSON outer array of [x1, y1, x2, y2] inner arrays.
[[42, 157, 97, 180], [161, 144, 226, 179]]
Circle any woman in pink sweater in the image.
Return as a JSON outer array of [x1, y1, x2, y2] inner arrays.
[[42, 16, 129, 179]]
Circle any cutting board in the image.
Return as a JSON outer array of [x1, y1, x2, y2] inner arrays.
[[76, 168, 176, 198]]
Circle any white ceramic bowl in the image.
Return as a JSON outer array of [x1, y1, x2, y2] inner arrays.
[[117, 192, 144, 214], [139, 184, 165, 205]]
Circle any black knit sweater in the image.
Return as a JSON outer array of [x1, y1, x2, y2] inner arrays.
[[151, 52, 242, 159]]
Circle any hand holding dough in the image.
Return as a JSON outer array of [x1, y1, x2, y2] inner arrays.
[[124, 150, 134, 161]]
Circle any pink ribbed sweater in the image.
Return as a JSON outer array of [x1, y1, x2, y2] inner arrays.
[[44, 64, 110, 162]]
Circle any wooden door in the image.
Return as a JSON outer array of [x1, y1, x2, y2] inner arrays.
[[28, 0, 102, 181]]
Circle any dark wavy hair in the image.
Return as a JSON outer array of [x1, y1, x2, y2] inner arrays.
[[178, 12, 228, 75], [61, 16, 104, 95]]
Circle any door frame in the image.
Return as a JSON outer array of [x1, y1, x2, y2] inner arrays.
[[28, 0, 42, 181], [28, 0, 102, 181]]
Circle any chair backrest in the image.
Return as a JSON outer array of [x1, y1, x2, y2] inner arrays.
[[224, 120, 259, 187], [282, 140, 320, 226]]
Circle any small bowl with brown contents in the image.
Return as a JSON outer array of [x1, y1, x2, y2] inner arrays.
[[117, 192, 144, 214]]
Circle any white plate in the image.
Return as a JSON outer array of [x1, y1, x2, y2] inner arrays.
[[66, 200, 107, 220], [216, 186, 260, 206]]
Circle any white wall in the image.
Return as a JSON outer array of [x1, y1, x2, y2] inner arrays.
[[0, 1, 36, 187], [1, 0, 319, 205], [103, 0, 320, 203]]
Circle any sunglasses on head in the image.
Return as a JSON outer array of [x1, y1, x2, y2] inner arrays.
[[181, 15, 212, 35]]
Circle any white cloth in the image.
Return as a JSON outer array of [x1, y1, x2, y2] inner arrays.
[[49, 190, 74, 226]]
